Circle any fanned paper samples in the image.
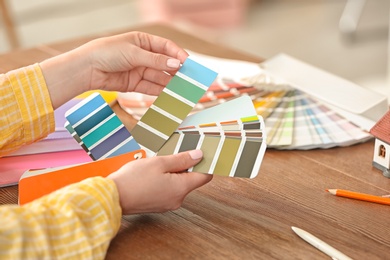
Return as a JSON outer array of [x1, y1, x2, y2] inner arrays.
[[118, 53, 387, 150], [64, 58, 266, 178]]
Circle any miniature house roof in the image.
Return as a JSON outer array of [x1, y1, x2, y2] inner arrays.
[[370, 110, 390, 143]]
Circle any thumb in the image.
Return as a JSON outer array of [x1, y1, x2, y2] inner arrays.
[[180, 171, 213, 194], [134, 48, 182, 71], [160, 149, 204, 173], [161, 150, 213, 194]]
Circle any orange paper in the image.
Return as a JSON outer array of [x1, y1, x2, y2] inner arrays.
[[19, 149, 145, 205]]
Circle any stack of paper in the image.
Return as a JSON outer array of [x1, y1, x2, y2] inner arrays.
[[0, 91, 118, 187], [0, 99, 92, 187]]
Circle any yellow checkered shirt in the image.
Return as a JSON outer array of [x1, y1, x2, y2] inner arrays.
[[0, 64, 121, 259]]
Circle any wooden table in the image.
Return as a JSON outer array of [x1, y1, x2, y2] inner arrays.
[[1, 23, 390, 260]]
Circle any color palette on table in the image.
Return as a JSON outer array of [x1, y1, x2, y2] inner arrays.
[[65, 92, 141, 160], [117, 74, 372, 149], [254, 89, 372, 149], [131, 57, 218, 155], [191, 77, 372, 150]]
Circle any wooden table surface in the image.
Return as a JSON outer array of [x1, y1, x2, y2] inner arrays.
[[1, 23, 390, 260]]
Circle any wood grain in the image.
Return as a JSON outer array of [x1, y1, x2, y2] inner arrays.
[[0, 23, 389, 260]]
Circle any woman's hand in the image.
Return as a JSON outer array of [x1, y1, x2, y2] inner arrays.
[[40, 31, 188, 109], [85, 31, 188, 94], [107, 150, 213, 215]]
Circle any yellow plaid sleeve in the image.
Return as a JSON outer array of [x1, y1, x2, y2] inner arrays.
[[0, 64, 55, 156], [0, 177, 122, 259]]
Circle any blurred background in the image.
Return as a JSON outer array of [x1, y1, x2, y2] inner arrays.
[[1, 0, 389, 100]]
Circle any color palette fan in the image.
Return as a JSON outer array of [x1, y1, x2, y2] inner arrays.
[[117, 64, 373, 150], [158, 114, 266, 178], [158, 95, 266, 178], [64, 58, 267, 178]]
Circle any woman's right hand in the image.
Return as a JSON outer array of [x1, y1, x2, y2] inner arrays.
[[107, 149, 213, 215]]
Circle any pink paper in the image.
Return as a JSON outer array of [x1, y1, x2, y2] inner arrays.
[[0, 150, 92, 187]]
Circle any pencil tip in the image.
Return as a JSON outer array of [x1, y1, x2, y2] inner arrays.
[[291, 226, 298, 232]]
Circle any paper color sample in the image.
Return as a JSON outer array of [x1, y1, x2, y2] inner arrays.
[[269, 91, 295, 146], [250, 87, 371, 150], [65, 92, 141, 160], [180, 95, 257, 128], [157, 134, 266, 178], [0, 150, 92, 187], [290, 98, 322, 149], [131, 57, 218, 155], [254, 90, 286, 119], [158, 115, 266, 178], [261, 96, 288, 145], [18, 149, 146, 205], [178, 115, 263, 138]]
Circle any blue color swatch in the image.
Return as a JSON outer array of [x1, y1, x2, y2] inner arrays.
[[65, 92, 140, 160]]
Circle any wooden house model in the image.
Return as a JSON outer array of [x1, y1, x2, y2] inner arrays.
[[369, 110, 390, 177]]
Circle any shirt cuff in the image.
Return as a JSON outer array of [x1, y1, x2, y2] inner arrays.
[[7, 63, 55, 145]]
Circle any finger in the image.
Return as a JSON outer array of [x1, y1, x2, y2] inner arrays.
[[131, 48, 185, 72], [158, 150, 204, 173], [143, 68, 173, 86], [139, 33, 189, 63], [127, 68, 172, 90], [131, 80, 165, 96], [180, 171, 213, 193]]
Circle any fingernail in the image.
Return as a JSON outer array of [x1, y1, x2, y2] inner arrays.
[[167, 58, 180, 68], [189, 149, 203, 160]]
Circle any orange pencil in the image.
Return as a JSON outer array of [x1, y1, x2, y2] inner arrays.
[[326, 189, 390, 206]]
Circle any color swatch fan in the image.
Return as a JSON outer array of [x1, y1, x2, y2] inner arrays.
[[118, 54, 379, 150], [158, 96, 266, 178], [250, 88, 372, 149], [65, 93, 141, 160], [65, 57, 267, 178]]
